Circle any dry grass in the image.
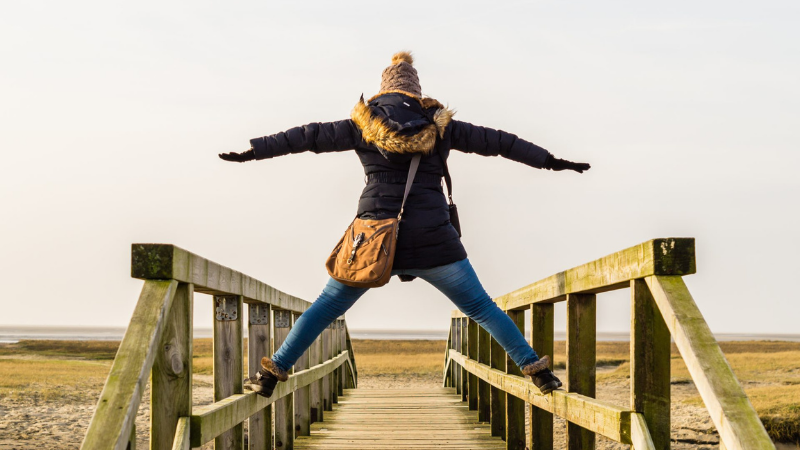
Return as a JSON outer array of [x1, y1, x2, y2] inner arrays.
[[351, 339, 446, 375], [0, 358, 111, 402]]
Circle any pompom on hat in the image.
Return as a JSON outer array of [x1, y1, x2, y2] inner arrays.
[[379, 51, 422, 99]]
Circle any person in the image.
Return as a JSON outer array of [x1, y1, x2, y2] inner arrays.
[[219, 51, 590, 397]]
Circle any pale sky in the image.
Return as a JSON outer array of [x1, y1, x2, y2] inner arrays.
[[1, 1, 798, 334]]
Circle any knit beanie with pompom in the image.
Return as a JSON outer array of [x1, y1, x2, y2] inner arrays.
[[379, 51, 421, 98]]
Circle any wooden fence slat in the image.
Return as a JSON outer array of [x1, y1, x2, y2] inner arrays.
[[323, 324, 333, 411], [493, 238, 695, 310], [170, 417, 191, 450], [448, 350, 632, 443], [310, 335, 323, 423], [274, 310, 294, 450], [81, 279, 178, 450], [505, 310, 526, 450], [213, 295, 244, 450], [529, 303, 554, 450], [489, 334, 506, 439], [566, 293, 596, 450], [248, 303, 272, 450], [151, 282, 193, 450], [645, 276, 775, 450], [630, 413, 656, 450], [468, 318, 479, 411], [460, 318, 468, 402], [477, 325, 491, 422], [294, 313, 311, 437], [190, 352, 350, 447], [344, 324, 358, 388], [631, 279, 670, 449]]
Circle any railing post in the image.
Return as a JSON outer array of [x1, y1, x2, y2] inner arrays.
[[490, 334, 506, 439], [310, 334, 323, 423], [454, 318, 462, 395], [334, 321, 342, 400], [460, 318, 468, 402], [477, 324, 491, 422], [248, 303, 273, 450], [322, 323, 333, 411], [213, 295, 244, 450], [293, 312, 311, 437], [529, 303, 554, 450], [631, 279, 671, 449], [566, 294, 597, 450], [505, 310, 526, 450], [274, 310, 294, 450], [151, 283, 193, 450], [467, 318, 479, 411], [339, 321, 347, 393]]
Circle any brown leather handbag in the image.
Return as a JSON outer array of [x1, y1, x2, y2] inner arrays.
[[325, 155, 421, 288]]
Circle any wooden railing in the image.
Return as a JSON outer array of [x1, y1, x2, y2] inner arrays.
[[443, 238, 775, 450], [81, 244, 357, 450]]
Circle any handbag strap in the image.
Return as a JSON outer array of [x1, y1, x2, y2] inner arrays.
[[398, 154, 421, 221], [437, 146, 455, 205]]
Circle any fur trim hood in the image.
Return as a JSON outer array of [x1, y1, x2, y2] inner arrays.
[[351, 94, 455, 155]]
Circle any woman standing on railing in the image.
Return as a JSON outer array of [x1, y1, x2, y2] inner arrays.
[[220, 52, 589, 397]]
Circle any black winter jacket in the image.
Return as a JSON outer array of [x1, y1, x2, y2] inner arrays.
[[250, 93, 552, 271]]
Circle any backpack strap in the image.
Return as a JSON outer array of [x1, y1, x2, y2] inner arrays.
[[398, 154, 421, 221]]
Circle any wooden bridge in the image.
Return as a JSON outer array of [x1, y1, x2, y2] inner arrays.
[[80, 238, 776, 450]]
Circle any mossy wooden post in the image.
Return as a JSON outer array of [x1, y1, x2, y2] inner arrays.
[[151, 282, 193, 450], [505, 310, 526, 450], [467, 318, 479, 411], [460, 318, 468, 402], [566, 294, 596, 450], [529, 303, 554, 450], [273, 310, 294, 450], [322, 323, 333, 411], [333, 321, 341, 401], [490, 334, 506, 439], [213, 295, 244, 450], [248, 303, 272, 450], [477, 325, 491, 422], [338, 321, 347, 395], [293, 312, 311, 437], [128, 423, 136, 450], [309, 334, 323, 423], [450, 318, 458, 390], [631, 279, 670, 449]]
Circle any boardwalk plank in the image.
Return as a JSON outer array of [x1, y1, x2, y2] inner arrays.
[[295, 388, 504, 449]]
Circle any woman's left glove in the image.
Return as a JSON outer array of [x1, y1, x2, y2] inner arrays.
[[219, 148, 255, 162], [544, 156, 591, 173]]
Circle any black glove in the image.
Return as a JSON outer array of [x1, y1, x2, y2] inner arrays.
[[544, 156, 591, 173], [219, 148, 255, 163]]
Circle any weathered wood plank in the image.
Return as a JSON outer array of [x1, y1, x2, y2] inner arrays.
[[449, 350, 632, 443], [213, 295, 244, 450], [151, 282, 193, 450], [274, 310, 294, 450], [81, 280, 178, 450], [460, 318, 468, 402], [631, 279, 670, 449], [489, 334, 506, 439], [344, 324, 358, 388], [131, 244, 310, 313], [170, 417, 191, 450], [630, 413, 656, 450], [477, 325, 491, 422], [322, 325, 333, 411], [190, 351, 350, 447], [494, 238, 695, 310], [645, 276, 774, 450], [529, 303, 554, 450], [294, 313, 311, 437], [310, 335, 323, 423], [248, 303, 272, 450], [468, 318, 479, 411], [567, 294, 596, 450], [505, 310, 526, 450]]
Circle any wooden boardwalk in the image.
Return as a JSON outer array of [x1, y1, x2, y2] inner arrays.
[[295, 388, 505, 449]]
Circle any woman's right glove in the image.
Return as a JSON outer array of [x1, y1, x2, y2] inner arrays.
[[544, 156, 591, 173], [219, 148, 255, 162]]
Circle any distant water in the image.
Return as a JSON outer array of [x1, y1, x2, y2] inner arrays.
[[2, 325, 799, 344]]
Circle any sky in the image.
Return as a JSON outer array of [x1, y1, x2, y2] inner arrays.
[[1, 0, 798, 334]]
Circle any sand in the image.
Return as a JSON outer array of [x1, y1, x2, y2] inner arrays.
[[0, 368, 734, 450]]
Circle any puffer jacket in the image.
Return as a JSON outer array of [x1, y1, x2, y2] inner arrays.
[[249, 92, 552, 271]]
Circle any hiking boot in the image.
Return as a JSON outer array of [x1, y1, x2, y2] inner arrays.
[[521, 355, 562, 394], [244, 358, 289, 398]]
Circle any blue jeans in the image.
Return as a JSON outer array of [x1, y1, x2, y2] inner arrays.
[[271, 258, 539, 372]]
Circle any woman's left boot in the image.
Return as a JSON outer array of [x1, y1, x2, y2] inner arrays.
[[244, 358, 289, 398], [521, 355, 562, 394]]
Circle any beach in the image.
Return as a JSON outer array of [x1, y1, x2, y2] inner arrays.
[[1, 339, 798, 449]]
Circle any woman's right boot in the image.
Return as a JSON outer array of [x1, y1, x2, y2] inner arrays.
[[244, 358, 289, 398], [521, 355, 562, 394]]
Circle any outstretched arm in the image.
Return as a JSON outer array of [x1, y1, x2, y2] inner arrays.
[[219, 120, 362, 162], [449, 120, 590, 173]]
